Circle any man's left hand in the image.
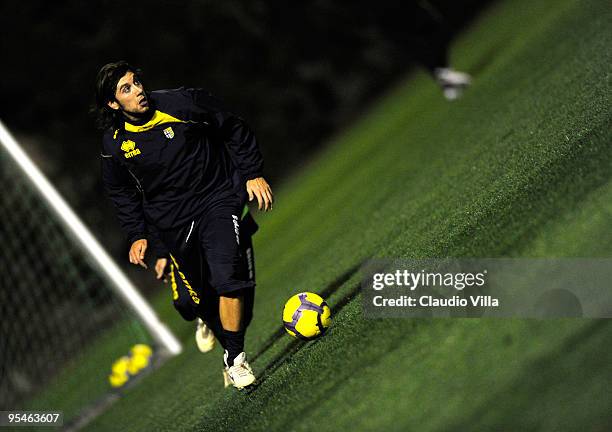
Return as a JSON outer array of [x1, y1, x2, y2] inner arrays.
[[246, 177, 274, 211]]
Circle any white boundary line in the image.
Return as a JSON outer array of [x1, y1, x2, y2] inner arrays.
[[0, 119, 182, 355]]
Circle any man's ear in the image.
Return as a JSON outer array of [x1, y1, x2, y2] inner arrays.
[[107, 100, 120, 111]]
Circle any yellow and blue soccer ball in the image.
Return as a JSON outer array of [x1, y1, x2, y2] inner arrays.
[[108, 344, 154, 388], [128, 344, 153, 375], [109, 356, 131, 388], [283, 292, 331, 340]]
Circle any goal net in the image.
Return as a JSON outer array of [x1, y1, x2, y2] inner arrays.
[[0, 120, 181, 427]]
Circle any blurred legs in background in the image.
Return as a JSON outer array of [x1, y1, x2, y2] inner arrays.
[[380, 1, 473, 99]]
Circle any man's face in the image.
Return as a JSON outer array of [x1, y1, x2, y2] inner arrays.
[[107, 71, 149, 118]]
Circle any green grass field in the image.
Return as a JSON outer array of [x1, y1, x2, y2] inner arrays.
[[75, 0, 612, 430]]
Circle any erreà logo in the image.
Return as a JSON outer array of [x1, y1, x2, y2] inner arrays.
[[121, 140, 141, 158]]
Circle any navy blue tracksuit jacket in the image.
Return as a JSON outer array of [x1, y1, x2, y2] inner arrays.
[[100, 88, 264, 257]]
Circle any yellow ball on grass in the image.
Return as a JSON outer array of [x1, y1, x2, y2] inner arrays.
[[283, 292, 331, 340]]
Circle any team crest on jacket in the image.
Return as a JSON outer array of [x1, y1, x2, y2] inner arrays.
[[163, 127, 175, 139], [121, 140, 141, 158]]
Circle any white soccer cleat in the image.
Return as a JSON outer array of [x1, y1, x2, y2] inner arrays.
[[434, 67, 472, 100], [222, 367, 232, 388], [224, 351, 256, 389], [195, 318, 215, 353]]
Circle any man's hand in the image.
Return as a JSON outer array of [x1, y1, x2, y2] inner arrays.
[[129, 239, 148, 269], [246, 177, 274, 211], [155, 258, 169, 282]]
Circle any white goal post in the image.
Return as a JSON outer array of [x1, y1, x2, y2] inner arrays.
[[0, 119, 182, 356]]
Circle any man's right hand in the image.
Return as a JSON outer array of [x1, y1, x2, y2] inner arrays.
[[155, 258, 169, 282], [129, 239, 148, 269]]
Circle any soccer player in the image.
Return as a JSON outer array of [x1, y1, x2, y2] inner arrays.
[[94, 61, 273, 389]]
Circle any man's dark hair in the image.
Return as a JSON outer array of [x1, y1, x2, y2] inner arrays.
[[92, 61, 143, 130]]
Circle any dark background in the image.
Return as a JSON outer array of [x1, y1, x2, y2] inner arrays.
[[0, 0, 490, 282]]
